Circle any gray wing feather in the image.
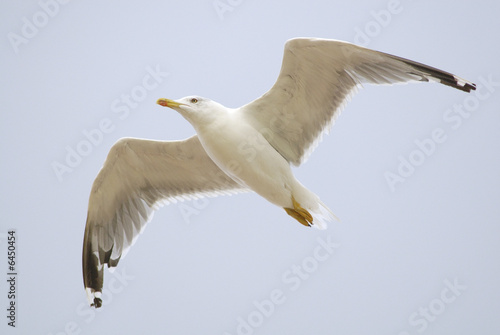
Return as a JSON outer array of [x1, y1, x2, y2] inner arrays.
[[242, 37, 475, 166], [82, 135, 244, 307]]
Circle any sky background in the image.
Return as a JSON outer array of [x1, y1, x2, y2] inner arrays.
[[1, 1, 500, 334]]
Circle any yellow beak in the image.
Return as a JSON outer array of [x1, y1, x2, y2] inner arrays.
[[156, 98, 184, 108]]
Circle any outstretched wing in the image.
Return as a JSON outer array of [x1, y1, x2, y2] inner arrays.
[[241, 37, 476, 166], [82, 135, 244, 307]]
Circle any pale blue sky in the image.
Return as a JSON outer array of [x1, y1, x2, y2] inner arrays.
[[1, 1, 500, 334]]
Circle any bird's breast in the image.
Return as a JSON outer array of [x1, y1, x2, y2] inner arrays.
[[195, 117, 293, 198]]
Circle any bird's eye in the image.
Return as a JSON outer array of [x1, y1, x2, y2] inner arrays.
[[190, 98, 198, 104]]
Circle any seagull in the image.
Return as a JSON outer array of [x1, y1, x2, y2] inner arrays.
[[82, 37, 476, 307]]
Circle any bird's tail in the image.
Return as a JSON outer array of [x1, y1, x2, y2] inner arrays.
[[289, 181, 339, 229], [310, 199, 339, 229]]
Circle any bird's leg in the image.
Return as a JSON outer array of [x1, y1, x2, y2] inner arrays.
[[284, 196, 313, 227], [284, 207, 310, 227]]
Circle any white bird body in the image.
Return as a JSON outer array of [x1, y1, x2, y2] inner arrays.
[[82, 37, 476, 308], [196, 111, 294, 207], [186, 102, 331, 224]]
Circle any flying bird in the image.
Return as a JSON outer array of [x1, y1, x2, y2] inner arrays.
[[82, 37, 476, 307]]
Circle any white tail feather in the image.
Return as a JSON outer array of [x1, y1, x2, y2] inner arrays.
[[309, 200, 339, 229]]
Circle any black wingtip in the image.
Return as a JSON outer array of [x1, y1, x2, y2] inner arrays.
[[432, 70, 476, 93], [385, 53, 476, 93], [412, 62, 476, 93], [440, 76, 476, 93], [441, 80, 476, 93], [462, 82, 477, 93], [91, 297, 103, 308]]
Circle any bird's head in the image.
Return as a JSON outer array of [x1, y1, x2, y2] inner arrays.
[[156, 96, 227, 127]]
